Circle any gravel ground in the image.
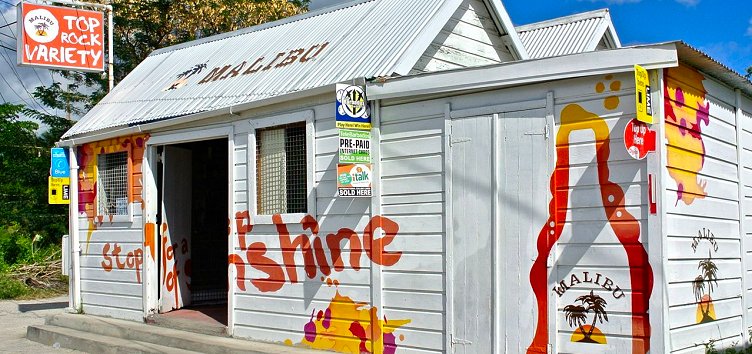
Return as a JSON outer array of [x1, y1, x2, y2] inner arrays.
[[0, 295, 84, 353]]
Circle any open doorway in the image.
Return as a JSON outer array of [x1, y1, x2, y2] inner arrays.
[[155, 138, 228, 331]]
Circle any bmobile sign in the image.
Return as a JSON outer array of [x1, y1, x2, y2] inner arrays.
[[17, 2, 104, 72]]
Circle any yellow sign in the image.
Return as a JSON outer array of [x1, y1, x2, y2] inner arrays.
[[635, 64, 653, 124], [48, 177, 71, 204]]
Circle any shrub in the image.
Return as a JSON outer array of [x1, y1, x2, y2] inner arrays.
[[0, 273, 28, 299]]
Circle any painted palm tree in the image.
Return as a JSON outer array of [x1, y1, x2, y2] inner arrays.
[[563, 304, 588, 339], [692, 275, 705, 304], [564, 290, 609, 344], [577, 290, 609, 342], [696, 251, 719, 323]]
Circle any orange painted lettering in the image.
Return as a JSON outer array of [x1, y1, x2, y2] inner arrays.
[[101, 243, 113, 271], [274, 214, 315, 282], [247, 242, 285, 292], [364, 216, 402, 266]]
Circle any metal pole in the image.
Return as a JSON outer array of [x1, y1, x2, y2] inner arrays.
[[39, 0, 114, 91], [68, 146, 81, 312], [107, 6, 113, 91]]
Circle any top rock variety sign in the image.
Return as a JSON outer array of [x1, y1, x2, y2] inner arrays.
[[17, 2, 104, 72]]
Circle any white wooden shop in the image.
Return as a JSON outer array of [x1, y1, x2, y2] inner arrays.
[[58, 0, 752, 353]]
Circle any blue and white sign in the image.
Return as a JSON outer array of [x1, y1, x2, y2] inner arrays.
[[335, 83, 370, 130], [50, 147, 70, 178]]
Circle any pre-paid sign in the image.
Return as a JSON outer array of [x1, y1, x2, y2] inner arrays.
[[339, 129, 371, 164], [17, 2, 104, 72]]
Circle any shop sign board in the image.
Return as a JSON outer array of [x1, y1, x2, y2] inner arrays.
[[50, 147, 70, 177], [634, 64, 653, 124], [49, 176, 70, 204], [337, 163, 372, 197], [335, 83, 370, 130], [338, 129, 371, 164], [624, 118, 656, 160], [17, 2, 105, 72]]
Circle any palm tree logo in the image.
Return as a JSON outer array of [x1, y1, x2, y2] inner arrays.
[[563, 290, 609, 344], [693, 250, 718, 323], [34, 23, 49, 37]]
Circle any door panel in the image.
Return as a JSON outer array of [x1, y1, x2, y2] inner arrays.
[[450, 110, 549, 353], [159, 146, 192, 312], [498, 110, 549, 352], [451, 115, 494, 354]]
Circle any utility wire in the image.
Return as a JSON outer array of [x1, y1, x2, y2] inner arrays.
[[0, 10, 53, 115]]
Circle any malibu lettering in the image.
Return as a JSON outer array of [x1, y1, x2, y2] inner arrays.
[[552, 271, 625, 299], [198, 42, 329, 85]]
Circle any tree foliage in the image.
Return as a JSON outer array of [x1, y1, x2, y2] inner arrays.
[[1, 1, 309, 261], [0, 104, 73, 245]]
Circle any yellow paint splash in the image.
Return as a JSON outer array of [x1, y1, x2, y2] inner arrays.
[[294, 283, 410, 354], [664, 66, 710, 205]]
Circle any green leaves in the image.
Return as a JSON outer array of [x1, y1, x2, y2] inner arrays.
[[0, 103, 72, 247]]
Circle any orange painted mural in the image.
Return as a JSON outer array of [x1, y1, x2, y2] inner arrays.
[[664, 66, 711, 205], [527, 75, 654, 353], [229, 212, 410, 354], [78, 134, 149, 251]]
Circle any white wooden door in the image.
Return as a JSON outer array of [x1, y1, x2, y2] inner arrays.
[[497, 110, 550, 352], [450, 110, 549, 353], [159, 146, 192, 312], [450, 114, 494, 354]]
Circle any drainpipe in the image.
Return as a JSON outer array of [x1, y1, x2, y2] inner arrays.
[[68, 146, 81, 311]]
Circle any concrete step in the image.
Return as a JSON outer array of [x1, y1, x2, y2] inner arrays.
[[146, 313, 227, 337], [26, 324, 203, 354], [29, 313, 321, 354]]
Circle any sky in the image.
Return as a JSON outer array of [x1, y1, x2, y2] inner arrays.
[[1, 0, 750, 118], [311, 0, 752, 74]]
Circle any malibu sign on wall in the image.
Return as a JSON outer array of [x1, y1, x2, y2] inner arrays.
[[17, 2, 104, 72]]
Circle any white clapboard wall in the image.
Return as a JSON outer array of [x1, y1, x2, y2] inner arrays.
[[410, 0, 516, 74], [78, 207, 145, 321], [663, 65, 747, 353]]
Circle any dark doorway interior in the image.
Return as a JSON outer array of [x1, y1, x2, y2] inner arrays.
[[180, 138, 229, 306]]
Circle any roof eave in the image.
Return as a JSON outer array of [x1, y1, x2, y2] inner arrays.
[[58, 83, 338, 146], [367, 42, 679, 100], [485, 0, 528, 60]]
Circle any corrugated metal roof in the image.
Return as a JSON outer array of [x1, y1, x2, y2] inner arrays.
[[676, 41, 752, 98], [516, 9, 620, 59], [64, 0, 527, 138]]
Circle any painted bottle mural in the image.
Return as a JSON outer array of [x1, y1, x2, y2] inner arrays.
[[527, 74, 654, 354]]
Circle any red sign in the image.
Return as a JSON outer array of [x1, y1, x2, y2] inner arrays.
[[17, 2, 104, 72], [624, 118, 656, 160]]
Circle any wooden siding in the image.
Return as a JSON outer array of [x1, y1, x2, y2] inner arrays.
[[663, 65, 745, 353], [76, 134, 149, 321], [410, 0, 515, 74], [379, 103, 446, 353]]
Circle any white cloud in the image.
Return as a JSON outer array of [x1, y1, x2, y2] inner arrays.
[[747, 17, 752, 37], [675, 0, 700, 6]]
